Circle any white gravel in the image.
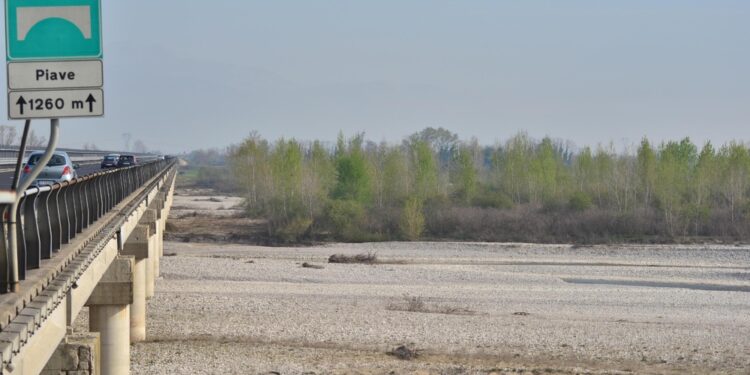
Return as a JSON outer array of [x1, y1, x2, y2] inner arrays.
[[129, 240, 750, 374]]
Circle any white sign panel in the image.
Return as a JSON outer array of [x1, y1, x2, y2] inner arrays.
[[8, 60, 102, 90], [8, 89, 103, 119]]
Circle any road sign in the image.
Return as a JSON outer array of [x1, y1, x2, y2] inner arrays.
[[8, 89, 103, 119], [4, 0, 103, 119], [5, 0, 102, 61], [8, 60, 102, 89]]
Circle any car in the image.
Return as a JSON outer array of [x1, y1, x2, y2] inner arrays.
[[100, 153, 120, 168], [116, 154, 137, 167], [22, 151, 79, 187]]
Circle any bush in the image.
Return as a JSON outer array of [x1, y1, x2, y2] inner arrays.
[[328, 252, 378, 264], [176, 166, 237, 192], [542, 198, 567, 213], [470, 191, 513, 209], [325, 199, 366, 241], [272, 216, 312, 243], [569, 191, 593, 212], [399, 197, 425, 240]]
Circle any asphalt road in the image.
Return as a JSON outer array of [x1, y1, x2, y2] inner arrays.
[[0, 163, 110, 189]]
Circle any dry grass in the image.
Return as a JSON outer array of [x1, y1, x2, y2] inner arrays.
[[386, 344, 420, 360], [328, 252, 378, 264], [386, 294, 477, 316]]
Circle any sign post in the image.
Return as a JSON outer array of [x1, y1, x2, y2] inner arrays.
[[3, 0, 103, 291], [5, 0, 103, 119]]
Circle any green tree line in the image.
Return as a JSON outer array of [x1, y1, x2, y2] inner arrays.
[[226, 128, 750, 243]]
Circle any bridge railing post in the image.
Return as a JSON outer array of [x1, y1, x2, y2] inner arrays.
[[37, 189, 52, 261]]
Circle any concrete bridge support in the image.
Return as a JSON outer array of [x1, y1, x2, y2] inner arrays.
[[139, 209, 158, 299], [86, 256, 134, 375], [41, 332, 100, 375], [121, 224, 153, 343], [149, 196, 164, 278]]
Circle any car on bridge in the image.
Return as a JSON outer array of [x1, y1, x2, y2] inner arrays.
[[117, 154, 137, 167], [22, 151, 79, 187], [101, 153, 120, 168]]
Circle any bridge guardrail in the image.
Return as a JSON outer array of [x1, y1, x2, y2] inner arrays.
[[0, 158, 176, 293], [0, 147, 157, 168]]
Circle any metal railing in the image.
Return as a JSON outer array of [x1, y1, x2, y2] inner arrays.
[[0, 159, 176, 293]]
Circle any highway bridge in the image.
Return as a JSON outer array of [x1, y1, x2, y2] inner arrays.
[[0, 151, 177, 375]]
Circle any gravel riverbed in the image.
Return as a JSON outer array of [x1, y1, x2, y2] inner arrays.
[[126, 192, 750, 374]]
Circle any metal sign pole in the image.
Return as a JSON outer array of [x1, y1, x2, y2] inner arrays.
[[11, 119, 31, 190], [7, 118, 58, 292]]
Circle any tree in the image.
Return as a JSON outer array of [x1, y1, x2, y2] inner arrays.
[[82, 142, 99, 150], [691, 142, 717, 233], [229, 133, 270, 211], [133, 140, 148, 153], [0, 125, 17, 147], [400, 197, 425, 240], [381, 147, 410, 207], [332, 133, 372, 204], [410, 140, 439, 202], [407, 127, 459, 158], [302, 141, 335, 224], [718, 142, 750, 224], [654, 138, 698, 235], [122, 133, 132, 151], [452, 144, 478, 204], [636, 138, 657, 209], [27, 129, 47, 147], [497, 132, 533, 204]]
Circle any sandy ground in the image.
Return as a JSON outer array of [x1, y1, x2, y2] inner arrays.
[[123, 190, 750, 374]]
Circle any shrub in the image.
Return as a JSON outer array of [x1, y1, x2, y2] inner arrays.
[[325, 199, 366, 241], [399, 197, 425, 240], [471, 191, 513, 209], [569, 191, 593, 212], [328, 252, 378, 264], [272, 216, 312, 243]]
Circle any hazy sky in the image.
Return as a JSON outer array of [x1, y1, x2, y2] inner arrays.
[[1, 1, 749, 153]]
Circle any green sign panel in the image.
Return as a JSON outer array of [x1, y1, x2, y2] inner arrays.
[[5, 0, 102, 61]]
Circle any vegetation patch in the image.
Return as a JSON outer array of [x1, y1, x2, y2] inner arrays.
[[386, 344, 420, 361], [328, 252, 378, 264], [183, 127, 750, 244], [387, 294, 477, 316]]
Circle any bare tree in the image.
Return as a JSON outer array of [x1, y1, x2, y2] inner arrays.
[[0, 125, 17, 147], [122, 133, 132, 151], [27, 130, 47, 147], [133, 140, 148, 153]]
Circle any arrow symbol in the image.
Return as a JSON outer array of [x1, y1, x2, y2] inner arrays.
[[85, 94, 96, 113], [16, 96, 27, 115]]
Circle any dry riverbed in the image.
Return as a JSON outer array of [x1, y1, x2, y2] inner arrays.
[[129, 189, 750, 374]]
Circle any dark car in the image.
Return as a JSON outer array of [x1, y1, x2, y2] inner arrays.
[[101, 153, 120, 168], [116, 155, 137, 167]]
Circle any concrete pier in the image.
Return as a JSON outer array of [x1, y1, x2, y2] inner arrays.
[[87, 256, 134, 375], [121, 224, 152, 342], [140, 209, 158, 299]]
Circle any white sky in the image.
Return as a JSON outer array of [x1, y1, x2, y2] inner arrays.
[[1, 1, 749, 153]]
